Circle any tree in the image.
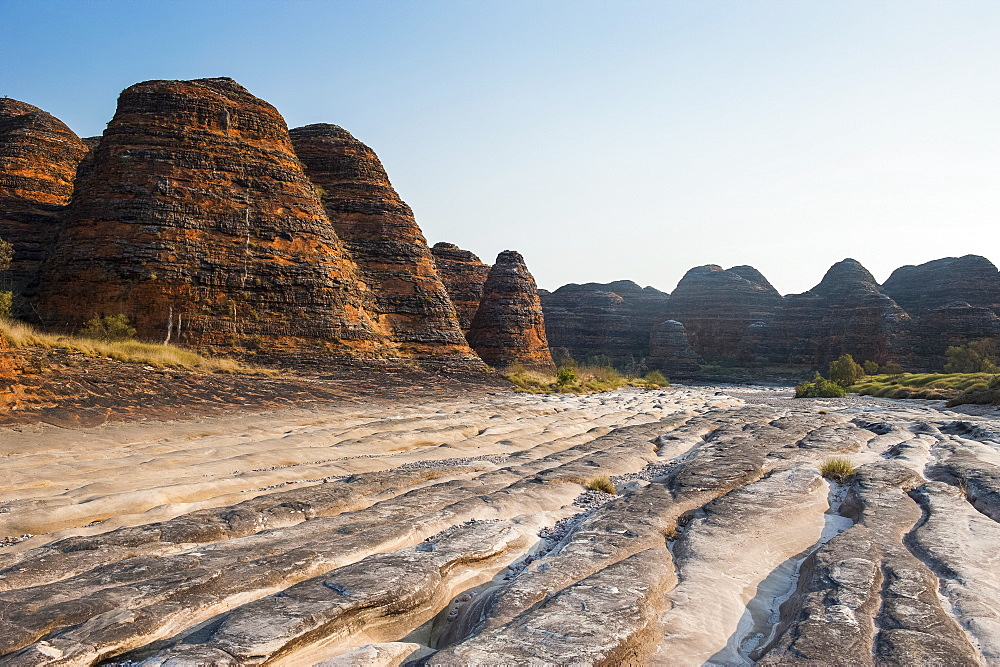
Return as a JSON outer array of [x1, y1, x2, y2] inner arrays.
[[829, 354, 865, 387], [944, 339, 999, 374], [863, 360, 879, 375]]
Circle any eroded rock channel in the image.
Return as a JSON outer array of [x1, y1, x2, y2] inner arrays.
[[1, 387, 999, 665]]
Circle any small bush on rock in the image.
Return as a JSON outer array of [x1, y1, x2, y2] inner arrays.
[[795, 373, 846, 398], [820, 457, 856, 483], [81, 314, 137, 342]]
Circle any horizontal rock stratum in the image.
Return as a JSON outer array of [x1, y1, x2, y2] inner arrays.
[[1, 387, 997, 664]]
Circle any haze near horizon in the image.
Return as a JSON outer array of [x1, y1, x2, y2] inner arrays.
[[2, 0, 997, 295]]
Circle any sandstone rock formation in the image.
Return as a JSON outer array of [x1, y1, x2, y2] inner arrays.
[[883, 255, 1000, 315], [466, 250, 554, 370], [540, 280, 670, 368], [755, 258, 912, 367], [0, 99, 87, 311], [34, 78, 392, 357], [430, 242, 491, 333], [290, 125, 477, 362], [663, 264, 782, 363], [0, 330, 22, 410], [648, 319, 702, 379]]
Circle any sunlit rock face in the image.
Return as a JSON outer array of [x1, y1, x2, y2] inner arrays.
[[35, 78, 393, 357], [0, 99, 88, 312], [430, 242, 491, 334], [755, 259, 912, 367], [290, 125, 480, 363], [663, 264, 783, 364], [540, 280, 670, 368], [467, 250, 555, 371]]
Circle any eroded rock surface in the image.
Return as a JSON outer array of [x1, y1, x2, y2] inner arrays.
[[0, 99, 88, 312], [290, 125, 477, 363], [466, 250, 554, 371], [34, 78, 390, 358], [883, 255, 1000, 316], [2, 388, 999, 664]]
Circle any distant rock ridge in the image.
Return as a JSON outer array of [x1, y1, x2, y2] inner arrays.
[[883, 255, 1000, 315], [430, 242, 491, 333], [35, 77, 393, 358], [540, 280, 670, 368], [751, 259, 912, 367], [663, 264, 782, 363], [289, 124, 479, 363], [467, 250, 555, 371], [0, 98, 88, 312]]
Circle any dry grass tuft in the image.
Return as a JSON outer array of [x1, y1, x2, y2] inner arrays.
[[1, 319, 269, 374], [819, 457, 856, 483], [586, 474, 617, 494]]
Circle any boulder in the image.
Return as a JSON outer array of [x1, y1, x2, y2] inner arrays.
[[0, 99, 88, 312], [290, 125, 478, 362], [430, 242, 491, 333], [466, 250, 554, 371], [540, 280, 670, 368], [34, 78, 392, 358]]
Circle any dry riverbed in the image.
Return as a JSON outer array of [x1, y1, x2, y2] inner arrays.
[[1, 386, 999, 665]]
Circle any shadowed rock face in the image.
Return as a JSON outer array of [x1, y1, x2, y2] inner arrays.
[[290, 125, 477, 362], [430, 242, 491, 333], [756, 259, 912, 367], [34, 78, 393, 357], [0, 99, 88, 311], [664, 264, 782, 363], [649, 319, 702, 378], [466, 250, 554, 370], [540, 280, 670, 367], [906, 301, 1000, 370], [883, 255, 1000, 316]]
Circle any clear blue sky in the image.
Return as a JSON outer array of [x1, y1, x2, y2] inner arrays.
[[3, 0, 998, 295]]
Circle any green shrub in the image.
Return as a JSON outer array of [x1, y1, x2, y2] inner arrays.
[[863, 360, 879, 375], [0, 291, 11, 320], [944, 339, 999, 374], [795, 372, 847, 398], [80, 314, 137, 342], [829, 354, 865, 387], [556, 366, 578, 385], [586, 475, 616, 494], [644, 370, 669, 387], [819, 457, 856, 483]]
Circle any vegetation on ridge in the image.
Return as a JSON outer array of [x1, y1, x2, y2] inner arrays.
[[0, 318, 265, 374], [505, 362, 668, 394]]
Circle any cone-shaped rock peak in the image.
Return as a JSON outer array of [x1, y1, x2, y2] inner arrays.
[[35, 78, 392, 358], [290, 124, 478, 363], [467, 250, 554, 371], [0, 98, 88, 312]]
